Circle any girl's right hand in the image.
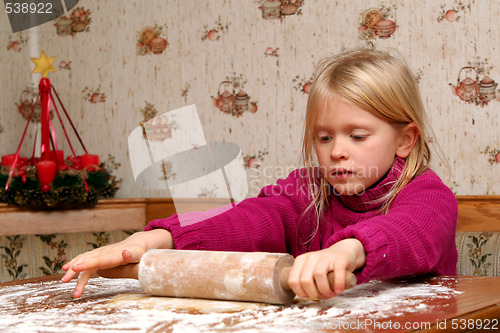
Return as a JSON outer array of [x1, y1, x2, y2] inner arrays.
[[287, 238, 365, 299], [61, 229, 173, 298]]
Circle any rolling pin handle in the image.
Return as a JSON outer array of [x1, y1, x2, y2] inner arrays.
[[97, 263, 139, 279], [279, 266, 357, 294]]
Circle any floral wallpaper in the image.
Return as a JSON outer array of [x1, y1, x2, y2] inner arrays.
[[0, 0, 499, 281], [0, 231, 136, 281]]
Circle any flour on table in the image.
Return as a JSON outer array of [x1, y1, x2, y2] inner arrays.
[[0, 276, 462, 332]]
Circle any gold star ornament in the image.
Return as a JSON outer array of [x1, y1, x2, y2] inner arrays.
[[31, 51, 56, 78]]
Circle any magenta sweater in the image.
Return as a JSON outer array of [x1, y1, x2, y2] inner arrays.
[[145, 158, 458, 283]]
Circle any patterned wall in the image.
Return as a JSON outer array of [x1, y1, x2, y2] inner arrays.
[[0, 0, 499, 281]]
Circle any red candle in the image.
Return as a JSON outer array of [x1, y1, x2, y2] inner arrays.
[[1, 154, 16, 166], [56, 150, 64, 163], [36, 160, 57, 184], [81, 154, 99, 170]]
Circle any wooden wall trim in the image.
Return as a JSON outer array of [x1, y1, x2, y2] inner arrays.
[[456, 196, 500, 232], [0, 199, 147, 236], [145, 198, 232, 223], [0, 196, 498, 236]]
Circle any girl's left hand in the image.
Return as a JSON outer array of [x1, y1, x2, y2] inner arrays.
[[287, 238, 366, 299]]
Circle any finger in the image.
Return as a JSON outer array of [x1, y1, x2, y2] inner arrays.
[[62, 257, 81, 271], [61, 268, 78, 283], [314, 266, 334, 298], [61, 262, 71, 272], [287, 256, 308, 298], [69, 257, 101, 273], [333, 263, 347, 295], [62, 246, 108, 271], [73, 270, 93, 298], [62, 255, 97, 282], [62, 251, 101, 274], [122, 246, 144, 264], [70, 252, 127, 273], [122, 249, 134, 263], [300, 261, 322, 299]]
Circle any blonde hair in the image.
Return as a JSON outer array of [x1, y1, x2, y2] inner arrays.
[[301, 48, 431, 220]]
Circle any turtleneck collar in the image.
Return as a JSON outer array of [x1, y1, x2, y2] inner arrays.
[[335, 157, 405, 212]]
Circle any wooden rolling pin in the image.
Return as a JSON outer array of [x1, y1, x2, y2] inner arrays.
[[137, 249, 357, 305]]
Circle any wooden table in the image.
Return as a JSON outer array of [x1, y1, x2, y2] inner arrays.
[[1, 275, 499, 332]]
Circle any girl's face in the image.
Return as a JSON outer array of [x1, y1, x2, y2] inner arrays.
[[314, 97, 407, 195]]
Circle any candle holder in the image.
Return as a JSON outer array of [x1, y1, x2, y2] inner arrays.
[[0, 51, 119, 209]]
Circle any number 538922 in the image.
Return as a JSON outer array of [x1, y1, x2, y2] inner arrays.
[[5, 2, 53, 14]]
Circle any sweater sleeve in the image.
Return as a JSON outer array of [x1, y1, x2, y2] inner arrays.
[[324, 171, 458, 283], [144, 169, 316, 256]]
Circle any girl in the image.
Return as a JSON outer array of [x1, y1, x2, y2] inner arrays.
[[62, 48, 458, 300]]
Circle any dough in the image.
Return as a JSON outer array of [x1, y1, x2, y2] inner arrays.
[[107, 293, 274, 314]]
